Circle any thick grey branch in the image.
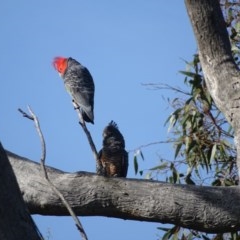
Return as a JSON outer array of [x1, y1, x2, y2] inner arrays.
[[0, 144, 43, 240], [7, 150, 240, 234]]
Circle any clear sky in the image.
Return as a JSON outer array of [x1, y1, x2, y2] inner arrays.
[[1, 1, 196, 239]]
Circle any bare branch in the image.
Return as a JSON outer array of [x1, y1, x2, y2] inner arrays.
[[141, 83, 191, 96], [128, 140, 176, 153], [72, 101, 102, 173], [20, 106, 88, 240], [18, 108, 34, 120], [27, 106, 46, 168]]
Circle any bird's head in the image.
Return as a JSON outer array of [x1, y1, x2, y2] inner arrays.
[[103, 121, 119, 138], [102, 121, 125, 148], [52, 57, 68, 75]]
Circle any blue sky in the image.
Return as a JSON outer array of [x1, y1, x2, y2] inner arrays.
[[1, 1, 196, 239]]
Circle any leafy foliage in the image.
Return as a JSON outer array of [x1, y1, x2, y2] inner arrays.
[[154, 54, 238, 239], [166, 54, 237, 187], [221, 0, 240, 64], [137, 54, 237, 187]]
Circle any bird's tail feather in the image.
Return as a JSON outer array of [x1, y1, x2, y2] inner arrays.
[[82, 111, 94, 124]]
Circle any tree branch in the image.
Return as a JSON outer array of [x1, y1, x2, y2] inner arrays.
[[19, 107, 88, 240], [7, 150, 240, 234], [0, 144, 43, 240], [73, 101, 102, 174]]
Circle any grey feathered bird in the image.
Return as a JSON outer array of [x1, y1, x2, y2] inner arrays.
[[53, 56, 95, 124]]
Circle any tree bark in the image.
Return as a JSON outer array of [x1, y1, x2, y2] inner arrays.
[[0, 145, 42, 240], [185, 0, 240, 174], [7, 150, 240, 234]]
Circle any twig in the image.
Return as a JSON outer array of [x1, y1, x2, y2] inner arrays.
[[128, 140, 177, 153], [72, 101, 102, 173], [19, 107, 88, 240], [18, 108, 34, 120], [141, 83, 191, 95]]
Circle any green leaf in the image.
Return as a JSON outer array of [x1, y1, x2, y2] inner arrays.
[[224, 179, 234, 186], [170, 163, 178, 183], [212, 179, 221, 186], [149, 162, 168, 171], [162, 230, 173, 240], [200, 150, 209, 173], [194, 166, 201, 180], [235, 21, 240, 32], [145, 172, 152, 180], [202, 234, 211, 240], [157, 226, 171, 232], [140, 150, 145, 160], [179, 70, 199, 78], [169, 176, 174, 184], [162, 226, 180, 240], [185, 97, 193, 105], [181, 114, 192, 130], [205, 91, 213, 105], [174, 142, 182, 159], [210, 143, 217, 162], [165, 108, 182, 130], [185, 174, 195, 185], [186, 140, 197, 154], [133, 155, 138, 175]]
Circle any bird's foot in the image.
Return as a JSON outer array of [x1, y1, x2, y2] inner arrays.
[[72, 99, 80, 110]]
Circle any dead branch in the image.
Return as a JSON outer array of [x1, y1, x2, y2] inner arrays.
[[72, 101, 102, 174], [19, 107, 88, 240]]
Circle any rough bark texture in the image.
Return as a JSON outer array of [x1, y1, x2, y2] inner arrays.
[[0, 145, 42, 240], [185, 0, 240, 174], [7, 150, 240, 233]]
